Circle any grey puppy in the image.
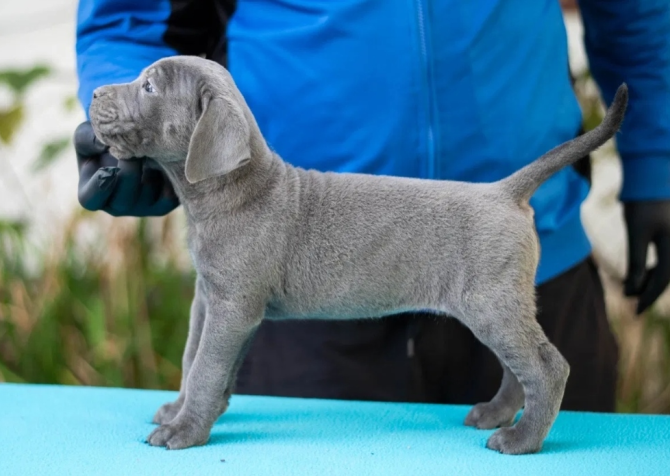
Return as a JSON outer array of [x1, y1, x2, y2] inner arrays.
[[89, 56, 628, 455]]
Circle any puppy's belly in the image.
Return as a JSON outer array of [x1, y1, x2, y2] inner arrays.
[[263, 302, 438, 321], [264, 261, 451, 321]]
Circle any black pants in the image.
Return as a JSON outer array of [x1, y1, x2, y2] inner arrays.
[[236, 257, 619, 412]]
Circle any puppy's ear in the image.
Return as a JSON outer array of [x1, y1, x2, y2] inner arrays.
[[185, 96, 251, 184]]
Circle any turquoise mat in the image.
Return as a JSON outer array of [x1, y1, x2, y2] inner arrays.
[[1, 383, 669, 475]]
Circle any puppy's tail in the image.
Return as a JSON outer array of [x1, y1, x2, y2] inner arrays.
[[499, 83, 628, 203]]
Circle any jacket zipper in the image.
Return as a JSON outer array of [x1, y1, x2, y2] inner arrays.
[[414, 0, 436, 178], [406, 0, 435, 360]]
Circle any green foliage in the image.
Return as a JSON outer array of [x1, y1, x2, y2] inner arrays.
[[0, 104, 24, 145], [0, 65, 51, 97], [33, 137, 70, 172], [0, 213, 192, 389], [0, 64, 70, 165], [0, 65, 51, 145], [63, 95, 78, 113], [0, 218, 29, 278], [574, 70, 606, 133], [614, 308, 670, 414]]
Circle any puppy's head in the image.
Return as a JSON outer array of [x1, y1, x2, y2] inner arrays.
[[89, 56, 252, 184]]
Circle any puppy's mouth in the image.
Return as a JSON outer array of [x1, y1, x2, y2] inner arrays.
[[89, 100, 137, 159]]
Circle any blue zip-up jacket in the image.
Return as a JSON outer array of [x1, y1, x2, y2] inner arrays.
[[76, 0, 670, 284]]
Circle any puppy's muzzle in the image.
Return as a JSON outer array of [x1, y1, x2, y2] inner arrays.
[[89, 87, 124, 141], [90, 94, 119, 123], [92, 85, 114, 100]]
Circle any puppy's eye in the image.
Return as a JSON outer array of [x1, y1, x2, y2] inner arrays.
[[143, 80, 155, 93]]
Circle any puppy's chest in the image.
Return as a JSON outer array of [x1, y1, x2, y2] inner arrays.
[[185, 220, 272, 278], [185, 226, 227, 269]]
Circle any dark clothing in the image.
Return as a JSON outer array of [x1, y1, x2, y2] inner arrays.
[[236, 257, 618, 412]]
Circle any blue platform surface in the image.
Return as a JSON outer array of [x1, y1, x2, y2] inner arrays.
[[1, 384, 670, 476]]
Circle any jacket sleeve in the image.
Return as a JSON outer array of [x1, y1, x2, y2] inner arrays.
[[578, 0, 670, 201], [76, 0, 229, 117]]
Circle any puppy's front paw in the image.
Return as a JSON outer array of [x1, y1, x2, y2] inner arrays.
[[152, 400, 183, 425], [465, 402, 516, 430], [146, 414, 210, 450], [486, 427, 542, 455]]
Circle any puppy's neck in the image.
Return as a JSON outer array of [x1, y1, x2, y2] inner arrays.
[[159, 149, 281, 221]]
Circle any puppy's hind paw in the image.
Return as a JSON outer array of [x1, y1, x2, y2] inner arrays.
[[486, 427, 542, 455], [464, 402, 517, 430]]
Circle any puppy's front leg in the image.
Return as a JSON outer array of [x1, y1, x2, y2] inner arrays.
[[147, 293, 262, 450], [153, 276, 207, 425]]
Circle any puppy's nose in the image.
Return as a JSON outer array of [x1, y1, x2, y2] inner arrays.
[[93, 87, 109, 99]]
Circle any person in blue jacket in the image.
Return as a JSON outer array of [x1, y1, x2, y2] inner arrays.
[[74, 0, 670, 412]]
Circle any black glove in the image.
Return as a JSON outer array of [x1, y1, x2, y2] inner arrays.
[[74, 121, 179, 217], [624, 200, 670, 314]]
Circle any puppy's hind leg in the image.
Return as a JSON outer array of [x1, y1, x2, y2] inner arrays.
[[458, 291, 569, 454]]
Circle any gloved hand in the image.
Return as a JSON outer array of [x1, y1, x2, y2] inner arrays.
[[74, 121, 179, 217], [624, 200, 670, 314]]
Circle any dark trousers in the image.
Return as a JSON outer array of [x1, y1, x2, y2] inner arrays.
[[236, 257, 619, 412]]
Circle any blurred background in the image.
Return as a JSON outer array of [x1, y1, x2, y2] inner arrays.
[[1, 0, 669, 414]]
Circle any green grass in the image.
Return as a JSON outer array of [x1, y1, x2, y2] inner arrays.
[[614, 307, 670, 414], [0, 212, 192, 390]]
